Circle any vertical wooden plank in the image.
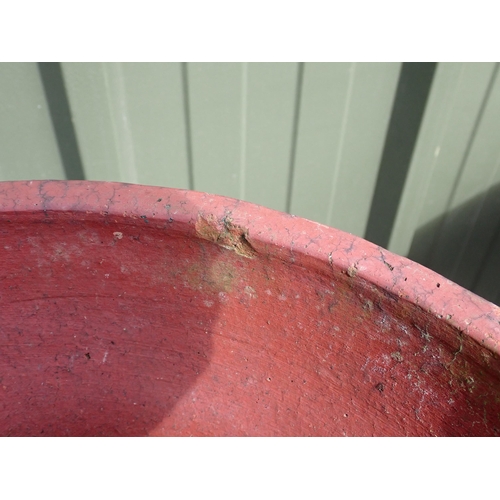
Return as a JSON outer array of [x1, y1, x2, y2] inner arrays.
[[61, 63, 190, 187], [290, 62, 400, 236], [289, 63, 351, 225], [388, 63, 497, 258], [61, 63, 129, 182], [0, 63, 65, 180], [329, 63, 401, 236], [244, 62, 299, 212], [187, 63, 243, 198], [118, 63, 190, 188], [38, 63, 86, 180], [364, 63, 437, 248]]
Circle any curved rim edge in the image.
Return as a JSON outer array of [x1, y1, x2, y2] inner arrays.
[[1, 179, 499, 356]]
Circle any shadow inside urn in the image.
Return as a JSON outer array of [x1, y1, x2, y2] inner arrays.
[[0, 212, 223, 436]]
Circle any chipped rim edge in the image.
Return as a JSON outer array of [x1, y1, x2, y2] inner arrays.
[[1, 179, 499, 356]]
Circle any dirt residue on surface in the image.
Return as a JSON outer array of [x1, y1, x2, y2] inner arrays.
[[347, 264, 358, 277], [183, 260, 236, 294]]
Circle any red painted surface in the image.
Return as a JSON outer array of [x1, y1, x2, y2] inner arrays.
[[1, 180, 500, 436]]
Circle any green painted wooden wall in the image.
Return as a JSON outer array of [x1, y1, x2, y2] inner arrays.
[[1, 62, 499, 305]]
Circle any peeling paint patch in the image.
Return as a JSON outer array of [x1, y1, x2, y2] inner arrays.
[[195, 214, 256, 259], [347, 265, 358, 278]]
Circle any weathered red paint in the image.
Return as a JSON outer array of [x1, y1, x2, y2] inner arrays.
[[1, 180, 500, 436]]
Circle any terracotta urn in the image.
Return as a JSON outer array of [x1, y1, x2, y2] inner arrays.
[[1, 180, 499, 436]]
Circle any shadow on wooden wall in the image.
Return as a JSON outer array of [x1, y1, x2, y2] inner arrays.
[[409, 182, 500, 305]]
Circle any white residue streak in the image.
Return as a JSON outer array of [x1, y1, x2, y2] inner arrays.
[[244, 286, 257, 299]]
